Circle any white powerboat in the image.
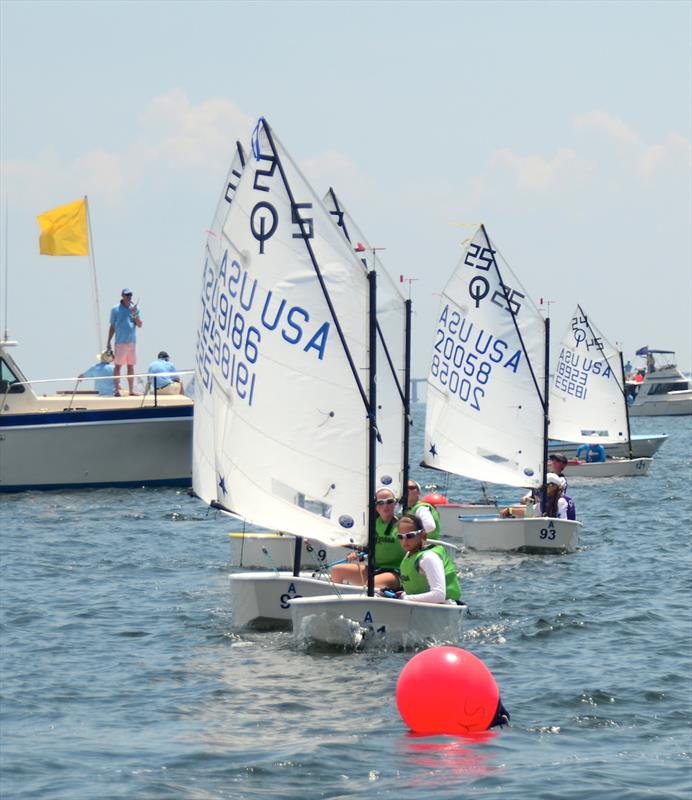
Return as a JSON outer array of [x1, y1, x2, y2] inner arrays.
[[627, 349, 692, 416], [0, 340, 192, 492]]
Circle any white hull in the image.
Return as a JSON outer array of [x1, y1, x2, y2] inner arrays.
[[563, 458, 652, 478], [628, 396, 692, 416], [227, 533, 353, 570], [436, 503, 502, 541], [548, 433, 667, 459], [228, 572, 363, 629], [459, 517, 581, 553], [0, 411, 192, 491], [290, 594, 467, 649]]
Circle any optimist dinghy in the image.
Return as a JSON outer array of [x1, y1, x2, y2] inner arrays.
[[422, 224, 581, 553], [550, 305, 653, 479]]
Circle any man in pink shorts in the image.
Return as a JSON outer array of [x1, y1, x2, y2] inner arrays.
[[106, 288, 143, 396]]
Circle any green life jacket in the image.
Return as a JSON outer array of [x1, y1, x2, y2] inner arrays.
[[407, 501, 441, 539], [399, 543, 461, 601], [374, 515, 404, 570]]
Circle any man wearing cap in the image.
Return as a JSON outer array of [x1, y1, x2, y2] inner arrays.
[[107, 289, 143, 396], [548, 453, 569, 490], [148, 351, 184, 395]]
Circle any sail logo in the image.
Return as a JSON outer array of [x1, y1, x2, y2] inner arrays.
[[571, 315, 604, 351]]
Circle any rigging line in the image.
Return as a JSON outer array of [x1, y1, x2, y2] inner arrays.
[[260, 121, 371, 416], [326, 186, 407, 406], [480, 224, 546, 411]]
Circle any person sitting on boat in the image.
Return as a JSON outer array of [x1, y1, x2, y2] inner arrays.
[[405, 479, 441, 539], [576, 443, 606, 463], [148, 351, 184, 395], [330, 487, 403, 590], [634, 370, 644, 383], [78, 350, 115, 396], [502, 473, 569, 520], [393, 514, 462, 604], [559, 476, 577, 521]]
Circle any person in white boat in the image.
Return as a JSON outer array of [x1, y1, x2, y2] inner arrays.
[[148, 351, 184, 395], [646, 352, 656, 373], [330, 487, 403, 590], [575, 442, 606, 463], [502, 473, 568, 520], [405, 480, 441, 539], [389, 514, 462, 604], [106, 288, 143, 397], [78, 350, 115, 396]]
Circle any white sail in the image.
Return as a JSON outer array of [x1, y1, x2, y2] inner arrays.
[[322, 188, 406, 496], [193, 141, 249, 505], [423, 225, 546, 488], [549, 305, 628, 444], [193, 119, 372, 547]]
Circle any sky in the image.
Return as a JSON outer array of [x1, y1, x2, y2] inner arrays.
[[1, 0, 690, 385]]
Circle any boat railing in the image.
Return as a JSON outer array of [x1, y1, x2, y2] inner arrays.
[[0, 369, 194, 411]]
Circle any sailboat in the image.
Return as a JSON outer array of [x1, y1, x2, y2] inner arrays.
[[421, 224, 582, 553], [550, 306, 652, 478], [194, 120, 464, 643], [193, 123, 371, 628]]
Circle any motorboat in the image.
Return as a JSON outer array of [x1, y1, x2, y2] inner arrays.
[[626, 349, 692, 416], [0, 340, 193, 492]]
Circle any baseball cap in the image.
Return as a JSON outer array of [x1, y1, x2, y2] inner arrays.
[[157, 351, 170, 360], [545, 472, 562, 487], [121, 288, 133, 296], [549, 453, 568, 465]]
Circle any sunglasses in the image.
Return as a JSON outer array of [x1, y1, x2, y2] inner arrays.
[[407, 485, 418, 490], [375, 498, 396, 506], [397, 530, 423, 540]]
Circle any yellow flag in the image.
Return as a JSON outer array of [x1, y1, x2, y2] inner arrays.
[[37, 198, 89, 256]]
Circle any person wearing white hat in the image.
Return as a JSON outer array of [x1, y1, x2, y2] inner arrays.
[[78, 350, 115, 396], [502, 473, 569, 520]]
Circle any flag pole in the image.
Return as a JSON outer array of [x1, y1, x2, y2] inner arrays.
[[85, 195, 103, 351]]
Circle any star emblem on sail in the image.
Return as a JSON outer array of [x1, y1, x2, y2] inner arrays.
[[429, 442, 438, 458]]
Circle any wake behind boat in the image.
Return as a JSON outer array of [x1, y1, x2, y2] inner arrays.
[[0, 340, 192, 492]]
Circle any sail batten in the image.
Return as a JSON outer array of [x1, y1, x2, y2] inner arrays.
[[423, 226, 546, 488]]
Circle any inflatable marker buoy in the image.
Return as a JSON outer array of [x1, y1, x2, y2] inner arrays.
[[396, 646, 509, 734], [421, 493, 448, 506]]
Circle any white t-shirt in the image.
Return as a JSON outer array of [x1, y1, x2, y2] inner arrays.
[[401, 550, 450, 604]]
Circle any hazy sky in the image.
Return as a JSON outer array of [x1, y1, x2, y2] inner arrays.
[[1, 0, 690, 383]]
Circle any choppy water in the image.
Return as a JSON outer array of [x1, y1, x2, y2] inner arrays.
[[1, 412, 690, 799]]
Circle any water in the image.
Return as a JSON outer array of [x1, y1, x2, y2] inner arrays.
[[1, 413, 690, 799]]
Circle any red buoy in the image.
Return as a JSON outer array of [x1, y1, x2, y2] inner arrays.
[[421, 493, 448, 506], [396, 646, 500, 734]]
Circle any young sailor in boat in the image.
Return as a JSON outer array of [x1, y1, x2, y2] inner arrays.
[[405, 480, 441, 539], [575, 442, 606, 463], [501, 473, 570, 520], [387, 514, 462, 604], [329, 487, 403, 590]]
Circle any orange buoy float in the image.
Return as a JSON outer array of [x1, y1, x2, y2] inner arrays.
[[396, 646, 507, 734], [421, 492, 448, 505]]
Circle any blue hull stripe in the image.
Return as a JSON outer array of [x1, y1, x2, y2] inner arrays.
[[0, 477, 192, 494], [0, 405, 193, 428]]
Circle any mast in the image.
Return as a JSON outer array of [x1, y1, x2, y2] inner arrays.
[[85, 196, 103, 351], [542, 316, 550, 496], [619, 350, 634, 459], [367, 269, 377, 598], [401, 298, 412, 504]]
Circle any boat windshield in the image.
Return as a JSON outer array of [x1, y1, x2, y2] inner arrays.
[[0, 357, 25, 394], [649, 380, 690, 395]]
